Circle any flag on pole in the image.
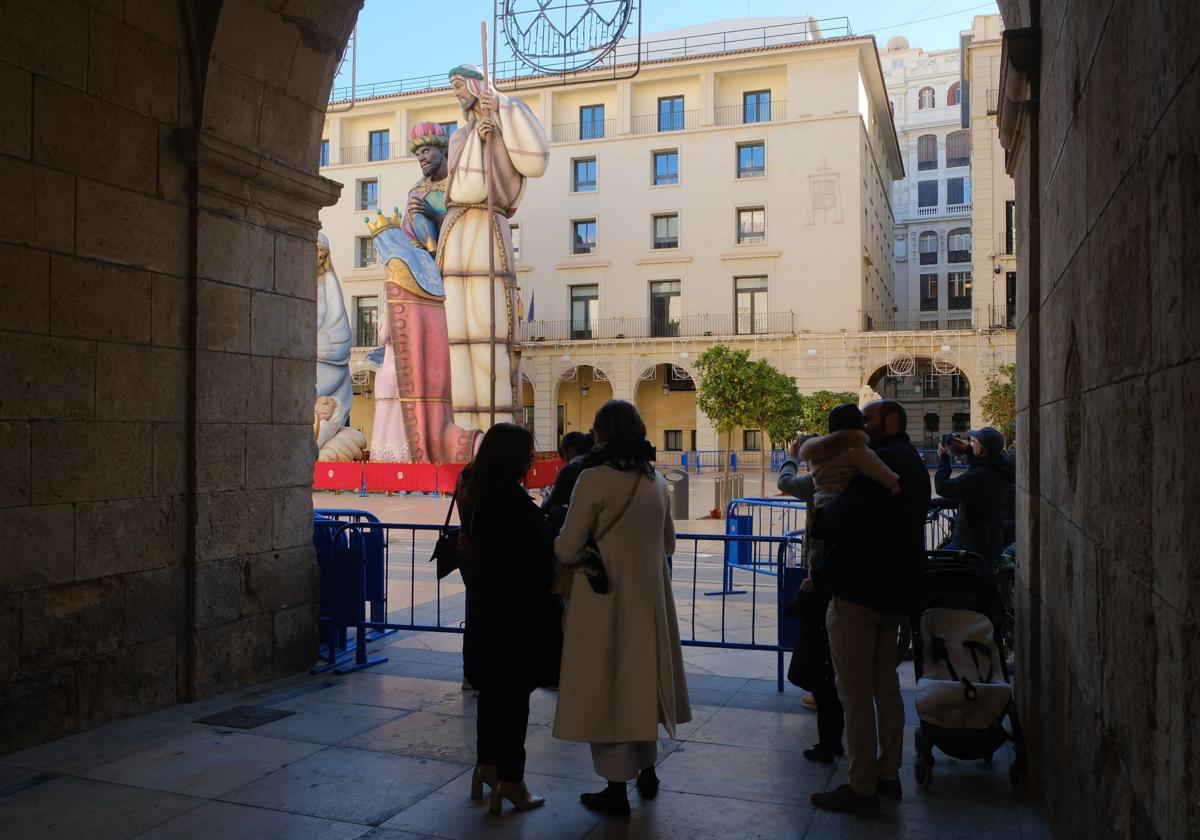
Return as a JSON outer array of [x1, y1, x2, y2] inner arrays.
[[528, 290, 535, 322]]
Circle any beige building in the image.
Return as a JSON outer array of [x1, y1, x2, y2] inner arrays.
[[963, 15, 1017, 329], [319, 18, 1014, 455]]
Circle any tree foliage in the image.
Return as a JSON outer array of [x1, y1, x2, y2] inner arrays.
[[694, 345, 754, 437], [979, 363, 1016, 444], [795, 390, 861, 436]]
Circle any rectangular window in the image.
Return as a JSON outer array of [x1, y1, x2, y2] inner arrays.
[[319, 139, 330, 167], [1006, 271, 1017, 328], [649, 280, 681, 337], [571, 219, 596, 254], [735, 276, 768, 334], [510, 223, 521, 260], [368, 129, 390, 162], [736, 142, 765, 178], [653, 150, 679, 185], [580, 104, 605, 139], [948, 229, 972, 263], [355, 236, 376, 268], [919, 233, 938, 265], [358, 179, 378, 211], [354, 295, 378, 346], [923, 373, 940, 396], [951, 374, 970, 398], [1005, 200, 1017, 254], [658, 95, 684, 132], [438, 120, 457, 138], [918, 180, 938, 208], [653, 213, 678, 249], [919, 273, 938, 311], [663, 430, 683, 452], [570, 284, 599, 340], [743, 429, 762, 451], [948, 177, 969, 206], [948, 271, 972, 309], [743, 90, 771, 123], [572, 157, 597, 192], [736, 207, 765, 244]]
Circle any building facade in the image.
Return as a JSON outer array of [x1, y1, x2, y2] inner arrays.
[[318, 19, 1013, 454]]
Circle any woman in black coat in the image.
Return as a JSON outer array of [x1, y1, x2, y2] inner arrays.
[[457, 422, 558, 815]]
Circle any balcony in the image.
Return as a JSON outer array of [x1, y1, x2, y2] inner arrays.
[[521, 311, 794, 342], [713, 100, 788, 126], [917, 206, 939, 216], [947, 202, 972, 214], [860, 306, 1013, 332], [338, 143, 398, 165], [551, 119, 618, 143], [631, 110, 700, 136]]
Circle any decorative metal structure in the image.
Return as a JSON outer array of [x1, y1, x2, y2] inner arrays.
[[494, 0, 641, 85]]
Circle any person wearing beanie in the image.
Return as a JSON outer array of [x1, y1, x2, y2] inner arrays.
[[934, 426, 1016, 567]]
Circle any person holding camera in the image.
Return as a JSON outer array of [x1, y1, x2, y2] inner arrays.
[[542, 431, 594, 534], [935, 427, 1015, 567]]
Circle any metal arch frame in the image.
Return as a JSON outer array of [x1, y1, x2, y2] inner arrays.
[[494, 0, 642, 87]]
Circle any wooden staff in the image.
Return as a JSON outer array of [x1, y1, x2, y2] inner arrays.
[[481, 21, 497, 430]]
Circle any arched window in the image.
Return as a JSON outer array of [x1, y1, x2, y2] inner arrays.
[[917, 134, 938, 170], [919, 231, 938, 265], [918, 86, 935, 110], [946, 129, 970, 167], [947, 82, 961, 106], [948, 228, 972, 263]]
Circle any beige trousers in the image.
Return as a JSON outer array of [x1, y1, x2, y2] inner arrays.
[[826, 596, 906, 796]]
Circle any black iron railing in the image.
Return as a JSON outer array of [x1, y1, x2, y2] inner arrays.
[[521, 311, 794, 342]]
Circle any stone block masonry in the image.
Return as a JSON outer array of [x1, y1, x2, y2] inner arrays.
[[0, 0, 359, 754]]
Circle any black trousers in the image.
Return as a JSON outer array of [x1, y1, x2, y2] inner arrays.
[[476, 690, 532, 782], [812, 679, 845, 752]]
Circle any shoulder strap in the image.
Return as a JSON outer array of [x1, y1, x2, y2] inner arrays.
[[443, 473, 461, 528], [595, 473, 642, 543]]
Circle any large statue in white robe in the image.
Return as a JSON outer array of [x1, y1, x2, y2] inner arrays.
[[440, 64, 549, 430], [314, 233, 364, 461]]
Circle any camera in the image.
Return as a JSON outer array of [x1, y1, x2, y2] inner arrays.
[[942, 433, 966, 447]]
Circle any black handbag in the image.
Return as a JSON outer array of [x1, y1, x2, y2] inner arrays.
[[430, 476, 468, 580]]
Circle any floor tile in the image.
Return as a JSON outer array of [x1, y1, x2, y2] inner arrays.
[[380, 770, 603, 840], [135, 800, 371, 839], [223, 747, 469, 825], [0, 776, 199, 840], [3, 715, 189, 775], [804, 810, 1022, 839], [684, 705, 820, 753], [360, 829, 451, 840], [83, 729, 324, 798], [655, 740, 833, 806], [341, 711, 477, 763], [325, 674, 462, 711], [582, 788, 813, 840]]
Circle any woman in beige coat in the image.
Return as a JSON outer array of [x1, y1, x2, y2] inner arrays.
[[553, 400, 691, 815]]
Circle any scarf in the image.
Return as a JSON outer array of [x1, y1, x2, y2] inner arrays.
[[581, 440, 657, 476]]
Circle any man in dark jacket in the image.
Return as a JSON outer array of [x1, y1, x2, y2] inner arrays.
[[935, 427, 1015, 566], [542, 432, 594, 533], [808, 400, 931, 815]]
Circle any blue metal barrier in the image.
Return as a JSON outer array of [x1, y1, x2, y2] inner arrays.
[[313, 515, 803, 690], [706, 497, 807, 596], [314, 509, 394, 642]]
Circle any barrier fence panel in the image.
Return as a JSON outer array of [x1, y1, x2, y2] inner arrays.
[[312, 515, 804, 690]]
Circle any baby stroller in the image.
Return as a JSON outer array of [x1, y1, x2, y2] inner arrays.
[[912, 549, 1026, 789]]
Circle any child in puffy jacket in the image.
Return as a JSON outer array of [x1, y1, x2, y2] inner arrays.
[[800, 403, 901, 508]]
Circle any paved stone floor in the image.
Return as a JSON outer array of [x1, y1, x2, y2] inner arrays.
[[0, 630, 1050, 839]]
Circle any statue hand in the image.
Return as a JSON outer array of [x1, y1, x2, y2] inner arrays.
[[477, 115, 493, 141], [407, 195, 426, 219], [478, 90, 497, 113]]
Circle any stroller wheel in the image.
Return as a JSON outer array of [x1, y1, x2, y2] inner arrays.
[[915, 760, 932, 789]]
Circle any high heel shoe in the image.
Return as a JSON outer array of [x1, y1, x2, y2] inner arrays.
[[488, 780, 546, 815], [470, 765, 497, 800]]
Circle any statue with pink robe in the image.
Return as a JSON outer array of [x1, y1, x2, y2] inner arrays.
[[366, 122, 477, 464]]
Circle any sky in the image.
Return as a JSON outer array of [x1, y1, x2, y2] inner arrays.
[[332, 0, 1000, 92]]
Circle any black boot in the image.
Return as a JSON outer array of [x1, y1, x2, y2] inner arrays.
[[636, 766, 659, 799], [580, 781, 631, 815]]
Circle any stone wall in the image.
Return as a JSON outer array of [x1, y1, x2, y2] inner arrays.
[[998, 1, 1199, 837], [0, 0, 359, 753]]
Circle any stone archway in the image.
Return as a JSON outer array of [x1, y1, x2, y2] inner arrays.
[[553, 365, 614, 443], [867, 359, 972, 447], [634, 362, 698, 456], [0, 0, 364, 752]]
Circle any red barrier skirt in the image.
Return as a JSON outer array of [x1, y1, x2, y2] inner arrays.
[[363, 462, 439, 493], [525, 459, 565, 489], [313, 461, 363, 491]]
